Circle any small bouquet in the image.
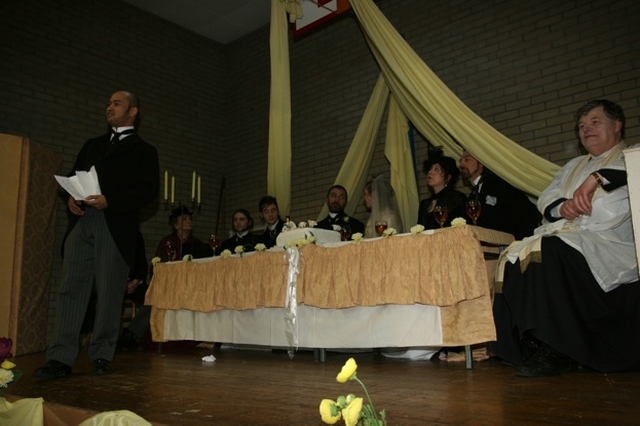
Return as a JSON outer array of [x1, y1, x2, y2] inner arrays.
[[0, 338, 22, 396], [319, 358, 387, 426]]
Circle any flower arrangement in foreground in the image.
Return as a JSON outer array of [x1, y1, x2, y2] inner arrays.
[[319, 358, 387, 426], [0, 338, 22, 396]]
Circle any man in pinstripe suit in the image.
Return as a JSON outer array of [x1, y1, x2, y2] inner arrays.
[[34, 91, 159, 378]]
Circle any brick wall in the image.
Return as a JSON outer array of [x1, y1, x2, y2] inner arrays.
[[226, 0, 640, 224], [1, 0, 638, 341]]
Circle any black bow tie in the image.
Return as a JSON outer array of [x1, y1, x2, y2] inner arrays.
[[111, 129, 135, 143]]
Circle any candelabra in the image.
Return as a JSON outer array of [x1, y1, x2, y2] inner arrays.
[[163, 170, 202, 214]]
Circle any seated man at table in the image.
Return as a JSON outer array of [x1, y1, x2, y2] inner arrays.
[[459, 151, 540, 239], [489, 99, 640, 377], [217, 208, 262, 254], [153, 205, 212, 263], [258, 196, 285, 248], [316, 185, 365, 236]]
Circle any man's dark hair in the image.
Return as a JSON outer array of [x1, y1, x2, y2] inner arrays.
[[232, 208, 254, 230], [326, 185, 348, 198], [259, 196, 279, 212], [124, 91, 142, 129], [575, 99, 625, 139]]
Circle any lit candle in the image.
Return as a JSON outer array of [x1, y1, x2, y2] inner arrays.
[[191, 171, 196, 201], [170, 175, 175, 204], [197, 176, 201, 204], [163, 170, 168, 201]]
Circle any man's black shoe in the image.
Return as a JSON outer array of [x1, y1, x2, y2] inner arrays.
[[117, 328, 143, 352], [33, 360, 72, 379], [520, 333, 540, 363], [515, 343, 571, 377], [92, 358, 114, 375]]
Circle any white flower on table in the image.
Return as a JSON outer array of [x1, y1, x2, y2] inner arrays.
[[220, 249, 232, 258], [410, 224, 425, 235], [151, 256, 162, 265], [382, 227, 396, 237], [351, 232, 363, 243], [182, 254, 193, 261], [451, 217, 467, 227], [255, 243, 266, 252]]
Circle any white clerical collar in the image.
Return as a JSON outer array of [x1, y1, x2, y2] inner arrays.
[[236, 231, 248, 238], [329, 213, 338, 219], [112, 126, 134, 133], [472, 175, 482, 186]]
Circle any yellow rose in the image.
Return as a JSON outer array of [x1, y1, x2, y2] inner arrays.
[[341, 397, 363, 426], [336, 357, 357, 383], [319, 399, 341, 425], [1, 360, 16, 370]]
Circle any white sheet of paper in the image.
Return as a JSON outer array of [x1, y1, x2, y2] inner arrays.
[[54, 166, 101, 200]]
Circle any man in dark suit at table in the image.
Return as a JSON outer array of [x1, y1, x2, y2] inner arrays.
[[316, 184, 365, 236], [459, 151, 540, 240], [258, 195, 285, 248], [34, 90, 159, 379]]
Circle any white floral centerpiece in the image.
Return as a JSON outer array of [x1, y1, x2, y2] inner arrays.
[[254, 243, 266, 252]]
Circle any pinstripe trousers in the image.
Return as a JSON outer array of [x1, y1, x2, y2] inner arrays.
[[47, 208, 130, 366]]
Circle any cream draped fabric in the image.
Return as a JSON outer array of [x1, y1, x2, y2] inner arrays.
[[316, 74, 390, 220], [348, 0, 560, 196], [385, 96, 419, 229], [272, 0, 559, 226], [268, 0, 293, 215]]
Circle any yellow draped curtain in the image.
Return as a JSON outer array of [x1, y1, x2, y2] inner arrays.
[[271, 0, 560, 227]]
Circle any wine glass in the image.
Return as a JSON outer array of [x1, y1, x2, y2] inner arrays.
[[465, 199, 482, 226], [165, 240, 176, 261], [375, 220, 388, 236], [339, 225, 352, 241], [208, 234, 220, 255], [433, 205, 448, 228]]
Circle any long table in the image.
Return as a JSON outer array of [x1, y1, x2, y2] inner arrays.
[[146, 226, 513, 358]]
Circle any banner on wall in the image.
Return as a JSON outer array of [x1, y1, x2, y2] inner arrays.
[[292, 0, 351, 38]]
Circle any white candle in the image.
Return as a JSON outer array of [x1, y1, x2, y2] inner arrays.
[[197, 176, 201, 204], [171, 176, 175, 204], [163, 170, 168, 201], [191, 171, 196, 201]]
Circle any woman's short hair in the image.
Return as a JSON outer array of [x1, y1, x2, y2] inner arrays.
[[423, 150, 460, 187]]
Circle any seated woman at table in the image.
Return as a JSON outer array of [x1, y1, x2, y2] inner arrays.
[[217, 208, 262, 255], [363, 174, 403, 238], [417, 150, 467, 229]]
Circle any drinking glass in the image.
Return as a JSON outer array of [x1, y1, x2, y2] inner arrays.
[[375, 220, 388, 236], [433, 205, 448, 228], [339, 225, 352, 241], [165, 240, 176, 260], [208, 234, 220, 254], [465, 200, 482, 226]]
